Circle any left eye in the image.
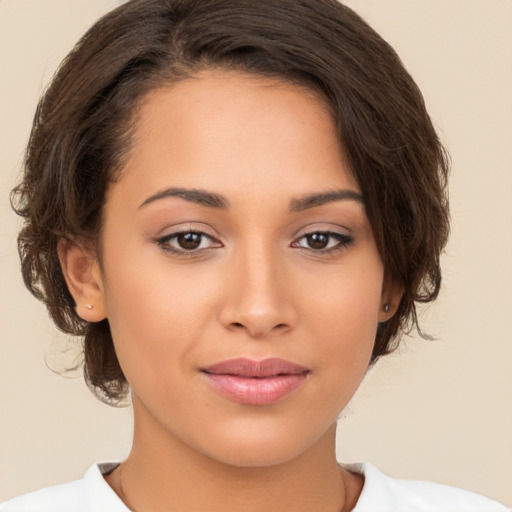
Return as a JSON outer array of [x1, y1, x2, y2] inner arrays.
[[157, 231, 220, 252], [293, 232, 353, 251]]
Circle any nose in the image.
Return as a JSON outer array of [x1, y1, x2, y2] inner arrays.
[[217, 244, 298, 339]]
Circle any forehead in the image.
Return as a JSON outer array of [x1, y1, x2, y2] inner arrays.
[[113, 70, 359, 206]]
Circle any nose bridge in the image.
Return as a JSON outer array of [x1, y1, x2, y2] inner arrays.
[[219, 237, 296, 337]]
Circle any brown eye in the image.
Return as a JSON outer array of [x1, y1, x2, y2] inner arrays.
[[293, 231, 354, 253], [177, 232, 203, 250], [306, 233, 329, 249], [157, 230, 222, 254]]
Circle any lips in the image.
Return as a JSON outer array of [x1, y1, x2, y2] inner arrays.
[[200, 358, 309, 405]]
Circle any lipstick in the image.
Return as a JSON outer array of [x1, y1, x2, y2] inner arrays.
[[200, 358, 309, 405]]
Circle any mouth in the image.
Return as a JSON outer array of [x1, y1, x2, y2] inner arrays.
[[200, 358, 310, 405]]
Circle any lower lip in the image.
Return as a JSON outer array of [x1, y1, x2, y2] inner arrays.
[[202, 373, 308, 405]]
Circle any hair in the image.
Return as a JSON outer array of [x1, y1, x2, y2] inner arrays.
[[12, 0, 449, 405]]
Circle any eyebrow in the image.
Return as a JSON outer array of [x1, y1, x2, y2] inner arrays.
[[288, 189, 364, 212], [139, 186, 364, 212], [139, 187, 229, 209]]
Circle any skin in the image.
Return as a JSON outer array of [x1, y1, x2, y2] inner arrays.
[[60, 70, 400, 512]]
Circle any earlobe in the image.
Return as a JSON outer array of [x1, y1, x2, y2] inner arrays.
[[378, 279, 403, 323], [378, 299, 398, 323], [57, 238, 107, 322]]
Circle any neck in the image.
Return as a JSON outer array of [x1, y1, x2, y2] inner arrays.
[[106, 399, 362, 512]]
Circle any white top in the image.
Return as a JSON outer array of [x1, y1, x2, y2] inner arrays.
[[0, 462, 508, 512]]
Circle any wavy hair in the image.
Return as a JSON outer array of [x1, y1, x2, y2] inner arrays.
[[12, 0, 449, 404]]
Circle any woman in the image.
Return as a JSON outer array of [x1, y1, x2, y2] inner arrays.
[[1, 0, 508, 510]]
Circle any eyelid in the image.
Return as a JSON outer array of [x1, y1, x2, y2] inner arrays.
[[153, 221, 220, 239], [292, 223, 352, 241]]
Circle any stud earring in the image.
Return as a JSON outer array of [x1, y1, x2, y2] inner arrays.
[[383, 303, 390, 313], [85, 304, 93, 310]]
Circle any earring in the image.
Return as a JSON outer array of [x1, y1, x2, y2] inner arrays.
[[85, 304, 93, 310], [383, 303, 390, 313]]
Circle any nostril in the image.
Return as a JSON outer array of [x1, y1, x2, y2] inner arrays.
[[227, 321, 290, 337]]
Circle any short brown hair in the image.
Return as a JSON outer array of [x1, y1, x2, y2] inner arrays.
[[12, 0, 449, 404]]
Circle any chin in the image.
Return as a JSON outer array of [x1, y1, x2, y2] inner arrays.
[[195, 419, 332, 468], [208, 444, 307, 468]]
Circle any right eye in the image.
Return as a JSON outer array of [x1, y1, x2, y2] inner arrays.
[[156, 231, 222, 253]]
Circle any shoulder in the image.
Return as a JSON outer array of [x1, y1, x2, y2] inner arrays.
[[350, 462, 509, 512], [0, 463, 129, 512]]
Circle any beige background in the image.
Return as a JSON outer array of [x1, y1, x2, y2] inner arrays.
[[1, 0, 511, 506]]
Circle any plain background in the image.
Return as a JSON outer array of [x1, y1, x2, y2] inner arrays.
[[0, 0, 511, 506]]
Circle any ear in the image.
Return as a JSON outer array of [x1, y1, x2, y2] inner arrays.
[[378, 275, 403, 323], [58, 238, 107, 322]]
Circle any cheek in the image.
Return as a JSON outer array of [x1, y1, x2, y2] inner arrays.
[[303, 258, 383, 388], [305, 256, 383, 342], [101, 253, 223, 381]]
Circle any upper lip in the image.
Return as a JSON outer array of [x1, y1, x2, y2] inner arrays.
[[201, 358, 309, 378]]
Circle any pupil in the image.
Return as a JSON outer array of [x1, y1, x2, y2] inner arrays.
[[307, 233, 328, 249], [178, 232, 201, 250]]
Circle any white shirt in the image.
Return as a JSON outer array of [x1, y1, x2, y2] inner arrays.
[[1, 462, 508, 512]]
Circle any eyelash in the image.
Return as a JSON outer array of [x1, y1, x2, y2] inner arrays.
[[291, 231, 354, 254], [155, 230, 354, 256], [156, 230, 221, 255]]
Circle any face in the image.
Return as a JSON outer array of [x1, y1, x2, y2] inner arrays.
[[90, 71, 391, 467]]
